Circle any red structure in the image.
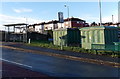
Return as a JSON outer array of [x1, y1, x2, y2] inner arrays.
[[64, 17, 89, 28]]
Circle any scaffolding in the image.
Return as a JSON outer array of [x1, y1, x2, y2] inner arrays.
[[4, 23, 28, 43]]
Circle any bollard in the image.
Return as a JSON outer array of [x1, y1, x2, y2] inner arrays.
[[28, 38, 31, 44]]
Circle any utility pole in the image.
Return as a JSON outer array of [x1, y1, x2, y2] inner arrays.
[[112, 15, 114, 23], [99, 0, 102, 26]]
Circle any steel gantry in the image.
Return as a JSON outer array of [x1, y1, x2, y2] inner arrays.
[[4, 23, 28, 43]]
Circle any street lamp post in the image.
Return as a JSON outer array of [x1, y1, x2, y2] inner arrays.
[[99, 0, 102, 26], [64, 4, 70, 27], [64, 4, 69, 19]]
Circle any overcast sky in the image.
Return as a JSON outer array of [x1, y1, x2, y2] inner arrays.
[[0, 1, 119, 30]]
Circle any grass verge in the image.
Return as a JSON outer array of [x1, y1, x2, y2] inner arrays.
[[26, 40, 120, 58]]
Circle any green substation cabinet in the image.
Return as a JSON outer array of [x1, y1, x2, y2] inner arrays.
[[53, 28, 81, 46], [80, 26, 119, 49]]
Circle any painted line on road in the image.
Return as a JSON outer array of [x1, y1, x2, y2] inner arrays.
[[0, 58, 32, 68]]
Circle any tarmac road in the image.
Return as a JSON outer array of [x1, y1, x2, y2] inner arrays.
[[1, 60, 51, 78], [1, 42, 120, 78]]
